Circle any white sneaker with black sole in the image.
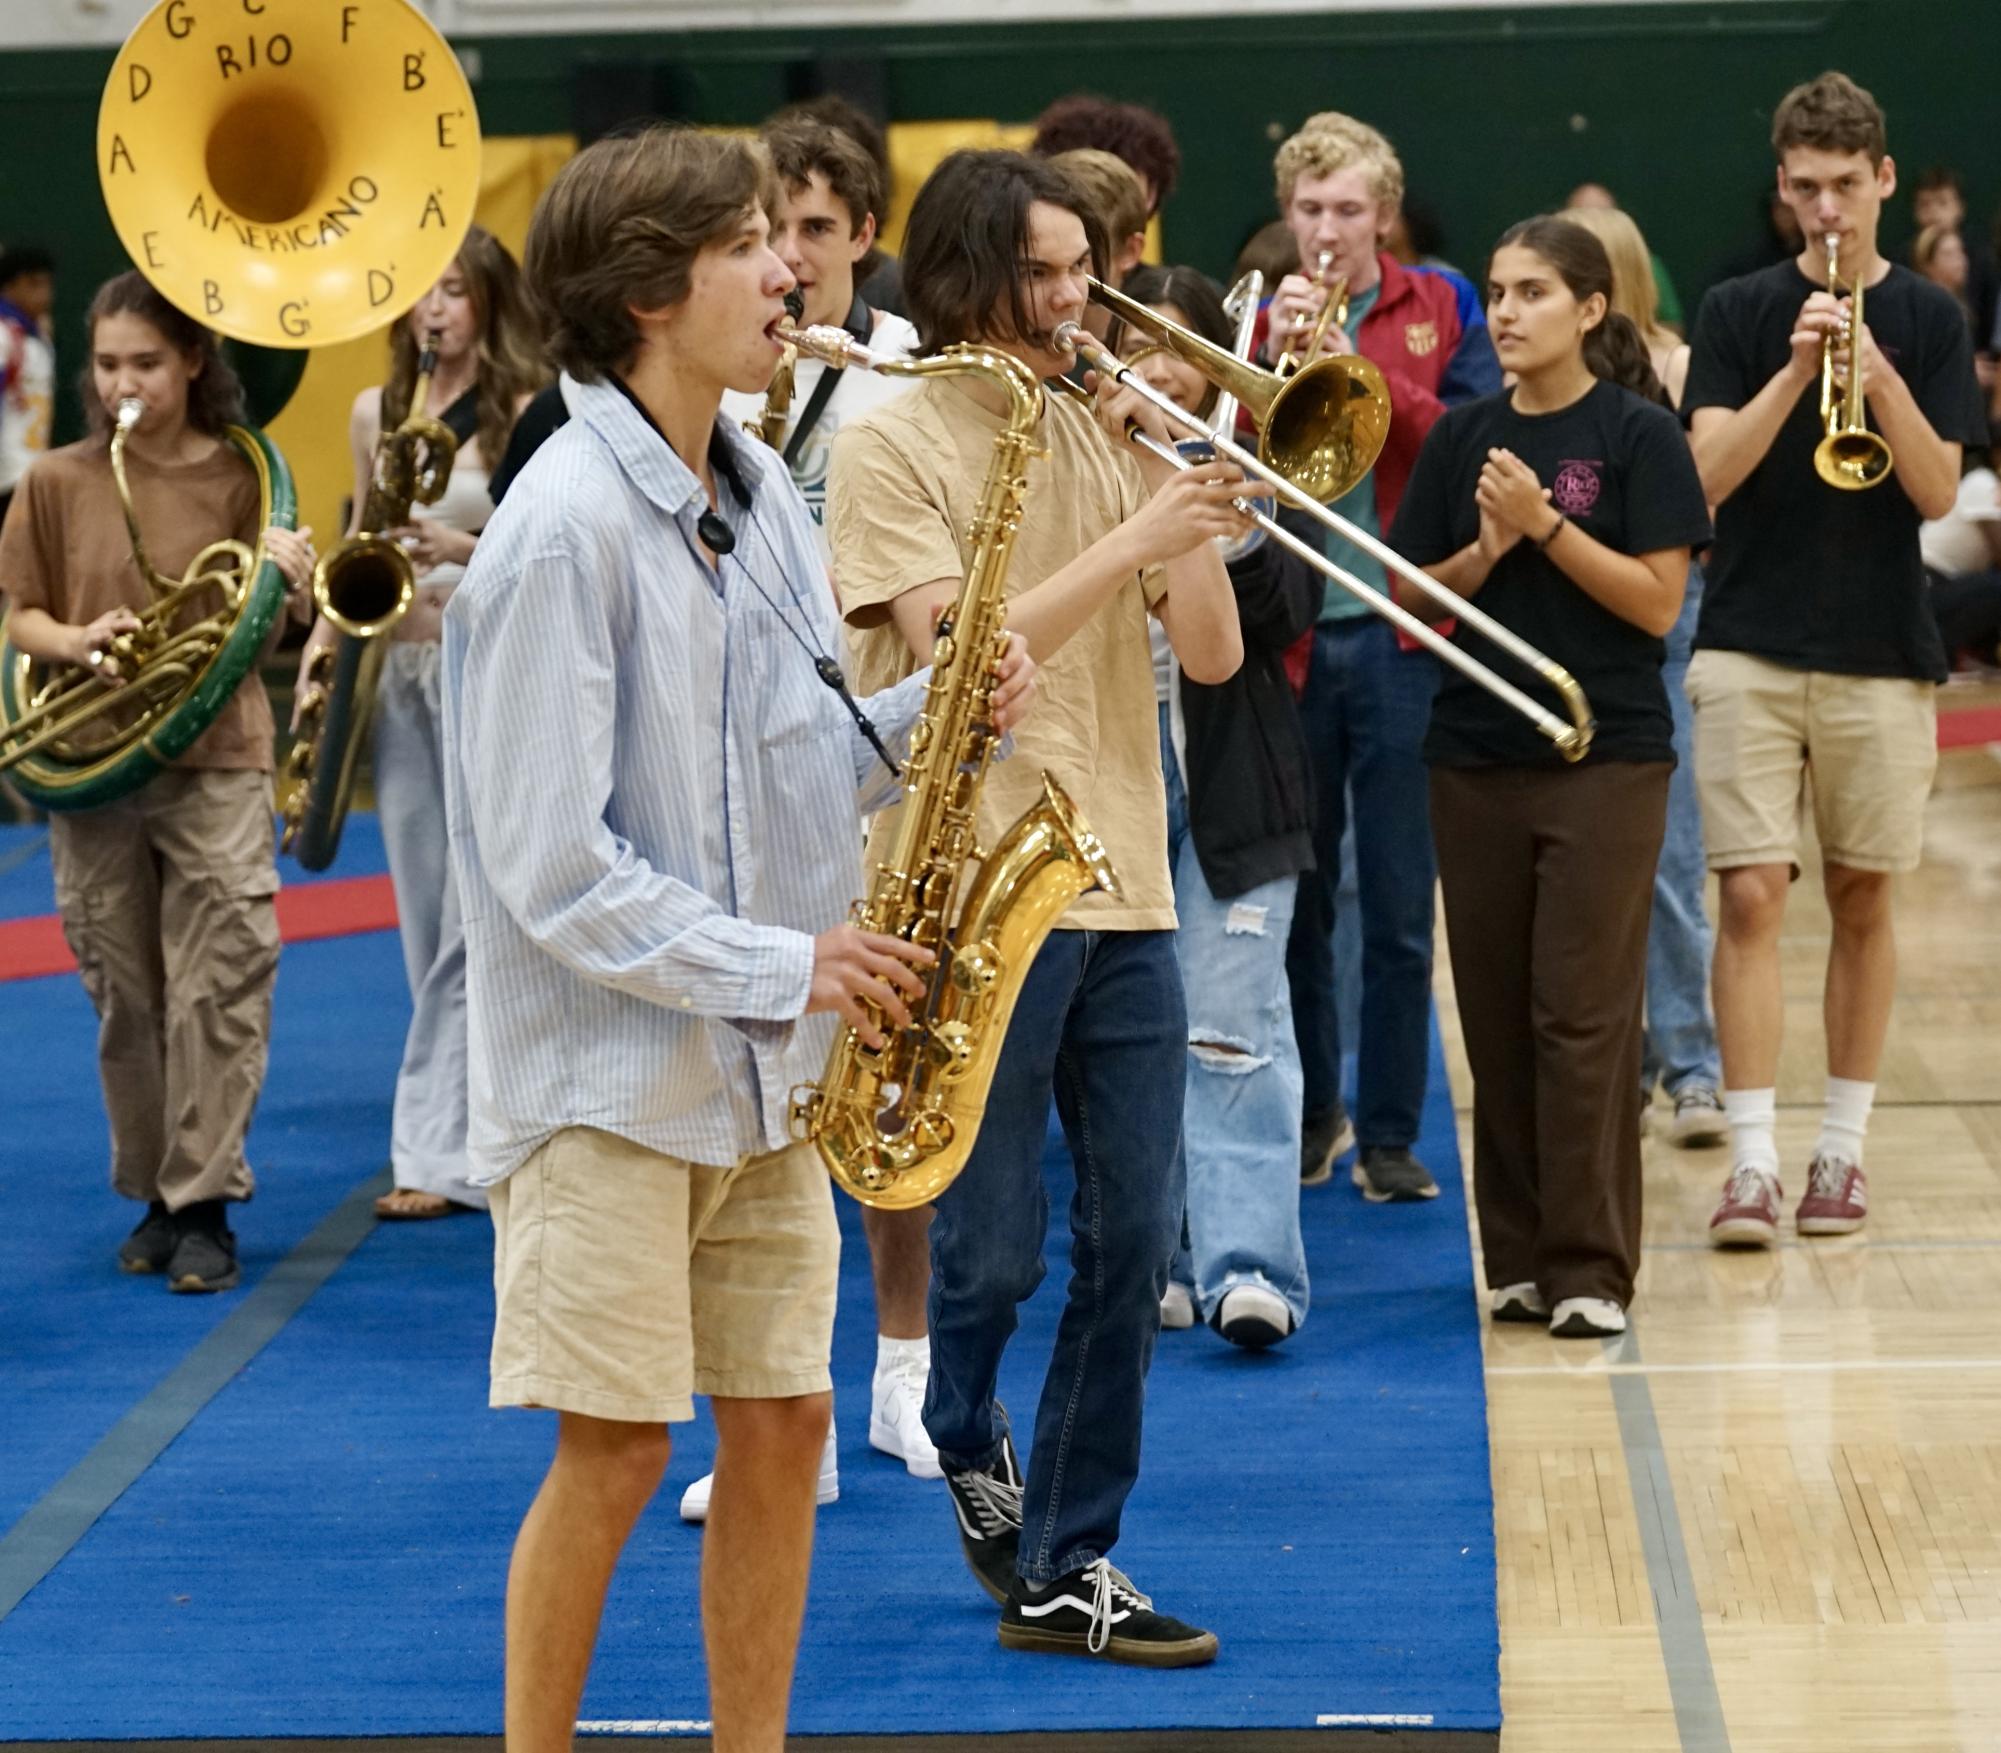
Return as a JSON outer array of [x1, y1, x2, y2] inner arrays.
[[1490, 1281, 1548, 1323], [679, 1419, 839, 1523], [1549, 1297, 1626, 1338], [999, 1558, 1219, 1668]]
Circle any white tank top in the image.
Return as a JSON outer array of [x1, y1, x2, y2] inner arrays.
[[410, 450, 492, 591]]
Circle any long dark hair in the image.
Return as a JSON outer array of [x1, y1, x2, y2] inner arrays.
[[79, 271, 245, 442], [382, 225, 546, 467], [1490, 216, 1666, 406], [1119, 263, 1230, 420], [901, 150, 1107, 357]]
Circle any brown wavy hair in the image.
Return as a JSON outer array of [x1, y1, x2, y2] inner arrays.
[[79, 271, 245, 442], [380, 225, 546, 468]]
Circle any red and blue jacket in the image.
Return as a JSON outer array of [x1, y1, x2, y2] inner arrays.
[[1249, 249, 1499, 531]]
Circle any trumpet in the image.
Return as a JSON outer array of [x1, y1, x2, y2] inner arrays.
[[1057, 292, 1594, 763], [1275, 250, 1351, 377], [1814, 232, 1894, 491]]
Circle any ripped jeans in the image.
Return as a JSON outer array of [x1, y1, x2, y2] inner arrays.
[[1161, 706, 1310, 1330]]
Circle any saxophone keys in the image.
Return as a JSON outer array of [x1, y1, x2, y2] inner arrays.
[[927, 1020, 975, 1077], [932, 634, 957, 669], [951, 941, 1003, 995]]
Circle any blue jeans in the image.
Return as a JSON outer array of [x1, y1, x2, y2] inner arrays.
[[1285, 616, 1439, 1148], [1642, 568, 1722, 1098], [923, 928, 1185, 1585], [1160, 709, 1309, 1329]]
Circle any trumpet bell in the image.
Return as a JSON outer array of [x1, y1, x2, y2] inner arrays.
[[97, 0, 482, 348], [1087, 276, 1390, 503], [1814, 429, 1895, 491]]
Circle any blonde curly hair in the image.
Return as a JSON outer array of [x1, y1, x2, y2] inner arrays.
[[1272, 112, 1405, 213]]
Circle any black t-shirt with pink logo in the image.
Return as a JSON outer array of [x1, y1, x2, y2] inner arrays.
[[1389, 378, 1711, 768], [1683, 260, 1987, 682]]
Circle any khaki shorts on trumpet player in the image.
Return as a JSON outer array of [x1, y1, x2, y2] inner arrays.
[[1686, 648, 1937, 876], [488, 1127, 841, 1425]]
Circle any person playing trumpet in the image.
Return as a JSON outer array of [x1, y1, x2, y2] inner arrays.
[[1683, 71, 1986, 1248], [1253, 113, 1500, 1201], [0, 271, 316, 1291]]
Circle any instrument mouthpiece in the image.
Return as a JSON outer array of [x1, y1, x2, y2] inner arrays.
[[1051, 320, 1085, 356], [782, 289, 805, 322], [776, 323, 876, 371], [116, 398, 144, 431]]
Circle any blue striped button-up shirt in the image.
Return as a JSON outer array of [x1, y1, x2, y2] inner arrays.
[[441, 373, 929, 1182]]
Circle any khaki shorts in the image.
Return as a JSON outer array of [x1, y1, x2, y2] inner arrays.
[[488, 1127, 840, 1424], [1685, 649, 1937, 875]]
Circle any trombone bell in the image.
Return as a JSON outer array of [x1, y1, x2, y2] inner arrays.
[[1086, 276, 1390, 504]]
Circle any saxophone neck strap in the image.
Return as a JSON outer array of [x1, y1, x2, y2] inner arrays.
[[780, 292, 872, 468]]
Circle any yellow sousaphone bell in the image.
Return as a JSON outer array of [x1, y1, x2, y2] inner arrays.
[[0, 0, 482, 813], [98, 0, 482, 350]]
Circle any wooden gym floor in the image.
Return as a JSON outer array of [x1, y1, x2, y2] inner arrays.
[[1450, 695, 2001, 1752]]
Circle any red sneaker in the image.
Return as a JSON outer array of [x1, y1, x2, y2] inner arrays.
[[1708, 1164, 1782, 1248], [1796, 1156, 1868, 1236]]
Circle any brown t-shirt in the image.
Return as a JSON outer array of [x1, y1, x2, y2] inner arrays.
[[0, 436, 274, 771], [829, 376, 1174, 930]]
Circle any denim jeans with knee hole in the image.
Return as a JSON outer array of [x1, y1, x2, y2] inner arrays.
[[1642, 567, 1722, 1100], [922, 922, 1186, 1584], [1161, 707, 1310, 1330]]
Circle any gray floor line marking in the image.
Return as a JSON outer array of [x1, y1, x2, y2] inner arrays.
[[0, 829, 49, 882], [1606, 1322, 1732, 1753], [0, 1167, 390, 1621]]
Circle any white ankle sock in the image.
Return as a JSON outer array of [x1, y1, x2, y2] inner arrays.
[[1723, 1088, 1779, 1175], [1816, 1077, 1875, 1165], [876, 1334, 928, 1372]]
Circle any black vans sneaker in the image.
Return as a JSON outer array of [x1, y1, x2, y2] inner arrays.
[[118, 1201, 176, 1274], [999, 1559, 1218, 1668], [942, 1421, 1024, 1605], [166, 1202, 240, 1294]]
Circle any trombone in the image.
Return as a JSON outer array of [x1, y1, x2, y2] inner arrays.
[[1815, 231, 1894, 491], [1058, 285, 1595, 763], [1274, 249, 1351, 378]]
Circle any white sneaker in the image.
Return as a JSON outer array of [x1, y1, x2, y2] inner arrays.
[[1490, 1281, 1548, 1323], [1549, 1297, 1627, 1339], [1670, 1085, 1730, 1148], [1216, 1283, 1292, 1349], [869, 1348, 943, 1479], [678, 1419, 840, 1524], [1158, 1282, 1196, 1330]]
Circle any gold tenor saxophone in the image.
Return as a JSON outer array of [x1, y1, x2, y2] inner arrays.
[[281, 333, 457, 869], [786, 327, 1121, 1210]]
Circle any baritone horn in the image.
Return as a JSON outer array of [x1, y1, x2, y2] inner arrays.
[[1058, 299, 1594, 762], [1814, 232, 1894, 491], [96, 0, 482, 350]]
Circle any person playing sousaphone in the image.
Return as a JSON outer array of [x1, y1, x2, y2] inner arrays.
[[0, 272, 316, 1292]]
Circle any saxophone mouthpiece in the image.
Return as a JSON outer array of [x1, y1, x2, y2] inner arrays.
[[782, 289, 805, 322], [116, 397, 144, 431], [417, 328, 443, 376]]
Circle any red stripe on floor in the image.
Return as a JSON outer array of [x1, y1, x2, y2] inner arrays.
[[1938, 703, 2001, 750], [0, 874, 398, 982]]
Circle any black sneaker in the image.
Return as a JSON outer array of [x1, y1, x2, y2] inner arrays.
[[166, 1203, 241, 1294], [118, 1201, 176, 1274], [999, 1559, 1218, 1668], [942, 1420, 1024, 1605], [1300, 1105, 1356, 1186], [1353, 1146, 1439, 1203]]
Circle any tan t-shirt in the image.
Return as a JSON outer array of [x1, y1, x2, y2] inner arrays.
[[829, 375, 1174, 930], [0, 436, 274, 771]]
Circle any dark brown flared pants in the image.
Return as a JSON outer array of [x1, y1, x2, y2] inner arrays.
[[1430, 760, 1670, 1307]]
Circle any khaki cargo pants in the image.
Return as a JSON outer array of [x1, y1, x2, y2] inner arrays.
[[48, 768, 280, 1210]]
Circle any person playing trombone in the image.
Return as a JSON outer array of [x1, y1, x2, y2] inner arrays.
[[1255, 112, 1501, 1201]]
